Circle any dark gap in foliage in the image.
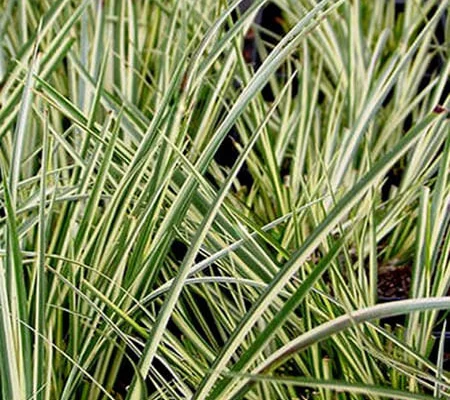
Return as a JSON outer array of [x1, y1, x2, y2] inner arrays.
[[183, 287, 228, 349], [247, 3, 299, 101], [214, 1, 301, 191], [112, 348, 183, 399], [111, 351, 136, 398], [213, 124, 254, 188], [169, 239, 228, 348], [273, 360, 311, 398], [169, 239, 189, 263], [111, 291, 198, 397], [430, 313, 450, 370], [381, 158, 406, 202], [61, 115, 71, 132]]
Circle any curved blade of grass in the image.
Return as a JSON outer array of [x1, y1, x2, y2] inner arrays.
[[254, 297, 450, 374], [226, 373, 437, 400]]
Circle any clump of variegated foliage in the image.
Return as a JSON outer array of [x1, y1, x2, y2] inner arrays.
[[0, 0, 449, 399]]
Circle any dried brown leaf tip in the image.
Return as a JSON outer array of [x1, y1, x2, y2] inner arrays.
[[433, 105, 450, 115]]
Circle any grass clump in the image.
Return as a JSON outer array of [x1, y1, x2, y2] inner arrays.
[[0, 0, 449, 399]]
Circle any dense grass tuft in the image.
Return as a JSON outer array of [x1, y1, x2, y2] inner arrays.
[[0, 1, 449, 399]]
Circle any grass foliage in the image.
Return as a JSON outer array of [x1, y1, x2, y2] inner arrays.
[[0, 0, 450, 399]]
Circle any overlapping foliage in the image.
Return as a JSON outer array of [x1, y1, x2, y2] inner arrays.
[[0, 0, 449, 399]]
